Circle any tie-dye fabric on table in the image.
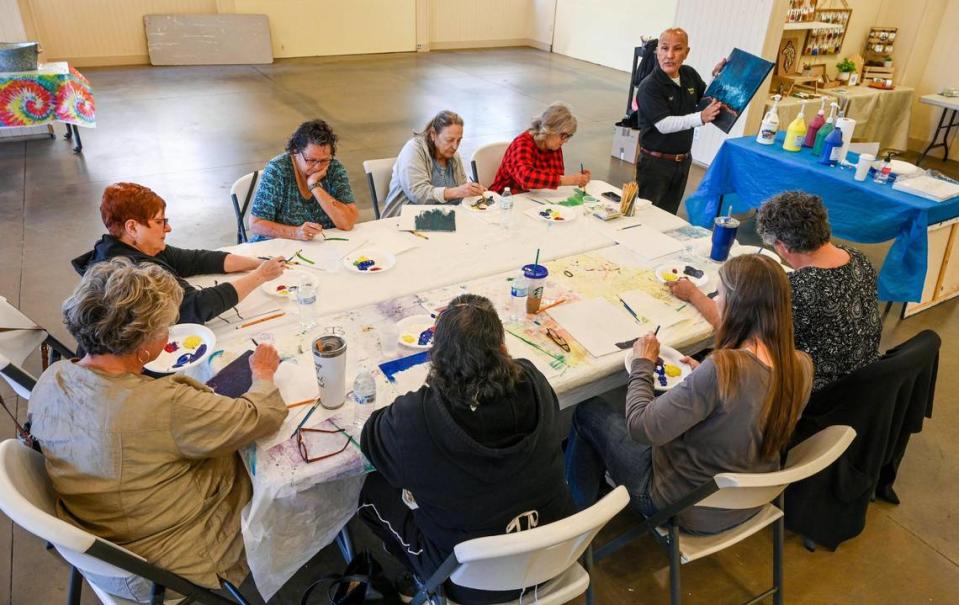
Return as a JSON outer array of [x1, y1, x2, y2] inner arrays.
[[0, 62, 95, 128]]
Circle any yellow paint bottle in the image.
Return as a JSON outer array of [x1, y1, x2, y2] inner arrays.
[[782, 101, 808, 152]]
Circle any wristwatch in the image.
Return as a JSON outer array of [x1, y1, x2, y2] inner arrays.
[[309, 181, 324, 191]]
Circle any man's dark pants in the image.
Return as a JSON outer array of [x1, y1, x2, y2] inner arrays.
[[636, 152, 692, 216]]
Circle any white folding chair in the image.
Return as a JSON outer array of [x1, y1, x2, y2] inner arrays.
[[410, 485, 629, 605], [469, 142, 509, 187], [587, 425, 856, 605], [362, 157, 396, 220], [230, 171, 260, 244], [0, 296, 75, 400], [0, 439, 249, 605]]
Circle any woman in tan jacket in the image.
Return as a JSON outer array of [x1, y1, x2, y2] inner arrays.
[[29, 258, 288, 595]]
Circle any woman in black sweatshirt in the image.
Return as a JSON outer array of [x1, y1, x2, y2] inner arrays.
[[359, 294, 573, 604], [72, 182, 286, 325]]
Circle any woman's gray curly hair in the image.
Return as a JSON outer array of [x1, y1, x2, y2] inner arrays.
[[755, 190, 832, 253], [529, 102, 577, 144], [63, 258, 183, 356]]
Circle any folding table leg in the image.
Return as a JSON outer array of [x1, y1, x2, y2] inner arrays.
[[669, 524, 681, 605], [66, 566, 83, 605]]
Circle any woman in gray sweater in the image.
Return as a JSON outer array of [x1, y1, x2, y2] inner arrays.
[[381, 110, 484, 218], [565, 254, 813, 534]]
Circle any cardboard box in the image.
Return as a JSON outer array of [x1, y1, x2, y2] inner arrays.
[[611, 126, 641, 164]]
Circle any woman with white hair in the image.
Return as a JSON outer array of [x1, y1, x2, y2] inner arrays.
[[490, 102, 590, 193], [29, 258, 287, 599]]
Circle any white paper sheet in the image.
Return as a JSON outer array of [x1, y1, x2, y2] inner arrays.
[[612, 224, 686, 260], [547, 298, 646, 358]]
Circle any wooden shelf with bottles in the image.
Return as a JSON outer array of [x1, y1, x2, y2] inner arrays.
[[802, 7, 852, 56]]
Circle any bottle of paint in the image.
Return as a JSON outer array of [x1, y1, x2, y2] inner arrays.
[[782, 101, 807, 152], [804, 97, 827, 147], [812, 103, 839, 156], [819, 123, 843, 166], [756, 95, 781, 145]]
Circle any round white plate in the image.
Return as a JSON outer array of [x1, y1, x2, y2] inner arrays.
[[466, 193, 497, 211], [396, 314, 436, 349], [343, 249, 397, 274], [145, 323, 216, 373], [260, 270, 307, 298], [535, 206, 578, 223], [624, 345, 692, 391], [655, 263, 709, 287]]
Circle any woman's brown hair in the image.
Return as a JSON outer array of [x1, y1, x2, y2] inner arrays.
[[712, 254, 812, 459]]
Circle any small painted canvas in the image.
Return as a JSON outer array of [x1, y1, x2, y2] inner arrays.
[[398, 205, 457, 232], [700, 48, 775, 133]]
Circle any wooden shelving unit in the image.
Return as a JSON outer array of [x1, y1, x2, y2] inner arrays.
[[863, 26, 897, 86]]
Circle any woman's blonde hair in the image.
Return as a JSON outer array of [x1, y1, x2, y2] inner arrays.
[[712, 254, 812, 459], [64, 258, 183, 356], [529, 102, 577, 144]]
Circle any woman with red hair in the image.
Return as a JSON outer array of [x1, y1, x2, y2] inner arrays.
[[72, 182, 285, 324]]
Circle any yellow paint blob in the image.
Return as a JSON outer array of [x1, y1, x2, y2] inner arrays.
[[664, 363, 682, 377], [183, 335, 202, 349]]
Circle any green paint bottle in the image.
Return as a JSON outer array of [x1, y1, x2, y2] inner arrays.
[[813, 102, 839, 156]]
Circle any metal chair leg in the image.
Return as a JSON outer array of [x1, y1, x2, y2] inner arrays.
[[583, 545, 595, 605], [67, 566, 83, 605], [773, 516, 784, 605], [335, 525, 355, 563], [669, 524, 681, 605], [149, 583, 166, 605]]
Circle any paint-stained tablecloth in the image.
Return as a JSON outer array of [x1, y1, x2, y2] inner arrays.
[[0, 62, 95, 128]]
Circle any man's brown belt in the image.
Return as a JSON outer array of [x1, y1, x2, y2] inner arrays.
[[641, 147, 688, 162]]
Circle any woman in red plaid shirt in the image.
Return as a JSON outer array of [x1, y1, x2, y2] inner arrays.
[[490, 102, 591, 193]]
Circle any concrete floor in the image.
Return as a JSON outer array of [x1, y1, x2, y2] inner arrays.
[[0, 47, 957, 604]]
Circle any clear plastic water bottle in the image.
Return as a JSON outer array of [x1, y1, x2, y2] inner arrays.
[[499, 187, 514, 229], [509, 273, 528, 322], [296, 274, 317, 332], [353, 368, 376, 429]]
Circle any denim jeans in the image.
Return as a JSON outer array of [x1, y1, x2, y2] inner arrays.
[[564, 396, 657, 518]]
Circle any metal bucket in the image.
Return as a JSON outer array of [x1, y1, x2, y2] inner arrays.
[[0, 42, 40, 72]]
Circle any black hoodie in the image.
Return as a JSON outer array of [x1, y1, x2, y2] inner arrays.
[[71, 235, 239, 325], [360, 359, 574, 555]]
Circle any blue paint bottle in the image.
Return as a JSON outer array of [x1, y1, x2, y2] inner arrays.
[[818, 125, 844, 166]]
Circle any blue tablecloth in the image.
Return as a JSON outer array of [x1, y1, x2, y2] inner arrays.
[[685, 134, 959, 302]]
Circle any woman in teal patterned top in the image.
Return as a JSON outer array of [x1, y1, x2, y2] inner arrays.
[[250, 120, 358, 241]]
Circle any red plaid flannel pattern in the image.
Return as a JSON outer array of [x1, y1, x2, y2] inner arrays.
[[490, 131, 564, 193]]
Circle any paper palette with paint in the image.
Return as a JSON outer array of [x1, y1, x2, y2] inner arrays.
[[624, 345, 692, 391], [343, 249, 397, 274], [145, 323, 216, 373], [655, 263, 708, 287], [396, 315, 435, 349]]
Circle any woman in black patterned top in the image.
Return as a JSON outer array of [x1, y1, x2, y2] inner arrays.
[[668, 191, 881, 391]]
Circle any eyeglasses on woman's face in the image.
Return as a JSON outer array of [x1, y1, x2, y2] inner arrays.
[[299, 151, 333, 168], [559, 132, 574, 141]]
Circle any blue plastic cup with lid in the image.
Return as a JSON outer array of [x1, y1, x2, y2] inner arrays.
[[522, 264, 549, 313]]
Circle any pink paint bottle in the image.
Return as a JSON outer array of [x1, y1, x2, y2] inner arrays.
[[804, 97, 827, 148]]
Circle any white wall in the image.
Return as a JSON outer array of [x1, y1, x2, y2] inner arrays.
[[679, 0, 779, 166], [910, 0, 959, 160], [528, 0, 556, 50], [0, 0, 28, 40], [233, 0, 415, 58], [428, 0, 532, 50], [550, 0, 677, 72]]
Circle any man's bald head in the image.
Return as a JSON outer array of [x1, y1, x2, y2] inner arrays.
[[657, 28, 691, 78], [660, 28, 689, 45]]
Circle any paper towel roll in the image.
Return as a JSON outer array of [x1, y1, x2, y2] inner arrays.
[[835, 117, 857, 165]]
